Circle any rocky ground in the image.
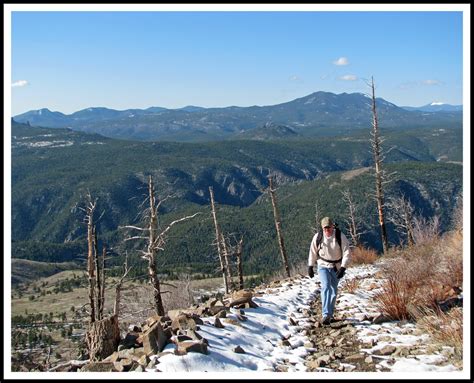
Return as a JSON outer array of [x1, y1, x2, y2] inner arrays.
[[301, 289, 381, 372], [41, 268, 462, 374]]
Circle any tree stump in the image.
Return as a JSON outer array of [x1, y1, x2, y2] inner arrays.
[[86, 315, 120, 361]]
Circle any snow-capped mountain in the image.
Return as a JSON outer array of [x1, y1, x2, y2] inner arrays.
[[402, 102, 463, 113]]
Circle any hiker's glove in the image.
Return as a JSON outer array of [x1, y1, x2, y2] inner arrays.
[[336, 267, 346, 279], [308, 266, 314, 278]]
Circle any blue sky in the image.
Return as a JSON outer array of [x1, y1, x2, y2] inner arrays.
[[8, 6, 467, 115]]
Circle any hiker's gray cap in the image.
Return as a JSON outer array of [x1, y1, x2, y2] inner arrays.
[[321, 217, 334, 228]]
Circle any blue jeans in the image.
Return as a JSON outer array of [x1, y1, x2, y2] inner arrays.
[[318, 266, 339, 318]]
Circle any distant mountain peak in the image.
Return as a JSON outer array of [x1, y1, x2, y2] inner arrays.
[[430, 101, 445, 106]]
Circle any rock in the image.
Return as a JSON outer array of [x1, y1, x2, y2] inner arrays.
[[372, 313, 392, 324], [176, 340, 208, 355], [114, 358, 134, 372], [214, 317, 225, 328], [171, 313, 203, 332], [345, 353, 366, 363], [80, 361, 118, 372], [228, 289, 255, 307], [142, 321, 171, 355], [373, 345, 397, 356], [289, 317, 298, 326], [324, 338, 334, 347], [207, 305, 229, 316], [233, 345, 246, 354]]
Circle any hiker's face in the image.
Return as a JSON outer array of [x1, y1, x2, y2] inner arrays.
[[323, 226, 334, 237]]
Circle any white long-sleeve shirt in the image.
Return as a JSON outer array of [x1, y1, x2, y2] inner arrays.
[[308, 230, 351, 269]]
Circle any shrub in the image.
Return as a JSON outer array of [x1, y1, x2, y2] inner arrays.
[[343, 277, 360, 294], [350, 246, 378, 265], [373, 228, 463, 321], [414, 306, 463, 358]]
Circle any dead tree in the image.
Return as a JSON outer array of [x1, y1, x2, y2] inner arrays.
[[412, 214, 441, 245], [311, 200, 323, 235], [80, 193, 120, 361], [369, 77, 389, 254], [123, 176, 200, 316], [85, 194, 97, 323], [113, 252, 132, 317], [100, 247, 106, 320], [341, 189, 364, 247], [209, 186, 230, 294], [220, 232, 234, 292], [93, 229, 105, 321], [268, 176, 290, 278], [386, 194, 416, 246], [235, 237, 244, 290]]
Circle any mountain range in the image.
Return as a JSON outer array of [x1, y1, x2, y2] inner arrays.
[[402, 102, 463, 113], [13, 91, 462, 142]]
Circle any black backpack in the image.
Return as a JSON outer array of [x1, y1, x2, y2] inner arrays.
[[316, 226, 342, 263]]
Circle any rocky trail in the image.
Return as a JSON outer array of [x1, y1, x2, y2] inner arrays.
[[50, 264, 462, 375]]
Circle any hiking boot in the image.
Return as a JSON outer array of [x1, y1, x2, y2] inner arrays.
[[321, 316, 331, 325]]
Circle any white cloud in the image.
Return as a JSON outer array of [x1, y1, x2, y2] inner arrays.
[[422, 79, 441, 86], [339, 74, 358, 81], [12, 80, 29, 88], [333, 57, 349, 66], [289, 75, 302, 82]]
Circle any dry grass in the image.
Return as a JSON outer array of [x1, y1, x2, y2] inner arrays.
[[342, 277, 360, 294], [373, 228, 463, 323], [414, 306, 463, 358], [351, 246, 378, 265]]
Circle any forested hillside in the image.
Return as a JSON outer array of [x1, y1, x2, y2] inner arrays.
[[11, 118, 462, 277]]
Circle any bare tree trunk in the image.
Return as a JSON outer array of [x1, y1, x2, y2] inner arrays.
[[85, 315, 120, 361], [82, 194, 121, 361], [86, 195, 97, 323], [268, 176, 290, 278], [148, 176, 165, 316], [402, 201, 415, 246], [100, 246, 106, 319], [312, 201, 322, 234], [370, 77, 389, 254], [387, 195, 415, 246], [93, 228, 102, 320], [209, 186, 230, 294], [236, 237, 244, 290], [113, 253, 132, 317], [342, 190, 361, 247], [220, 233, 234, 291], [121, 176, 200, 318]]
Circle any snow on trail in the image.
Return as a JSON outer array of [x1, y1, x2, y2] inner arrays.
[[154, 276, 318, 372], [144, 263, 464, 378]]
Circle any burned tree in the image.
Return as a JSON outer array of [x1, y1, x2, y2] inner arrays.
[[113, 252, 132, 317], [341, 189, 365, 248], [80, 193, 120, 361], [123, 176, 200, 316], [310, 200, 323, 235], [369, 77, 389, 254], [235, 237, 244, 290], [386, 194, 416, 246], [84, 194, 97, 323], [268, 176, 290, 278], [209, 186, 230, 294]]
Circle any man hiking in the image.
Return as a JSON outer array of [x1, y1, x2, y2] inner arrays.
[[308, 216, 351, 325]]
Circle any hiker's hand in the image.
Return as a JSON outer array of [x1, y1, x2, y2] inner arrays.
[[336, 267, 346, 279], [308, 266, 314, 278]]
